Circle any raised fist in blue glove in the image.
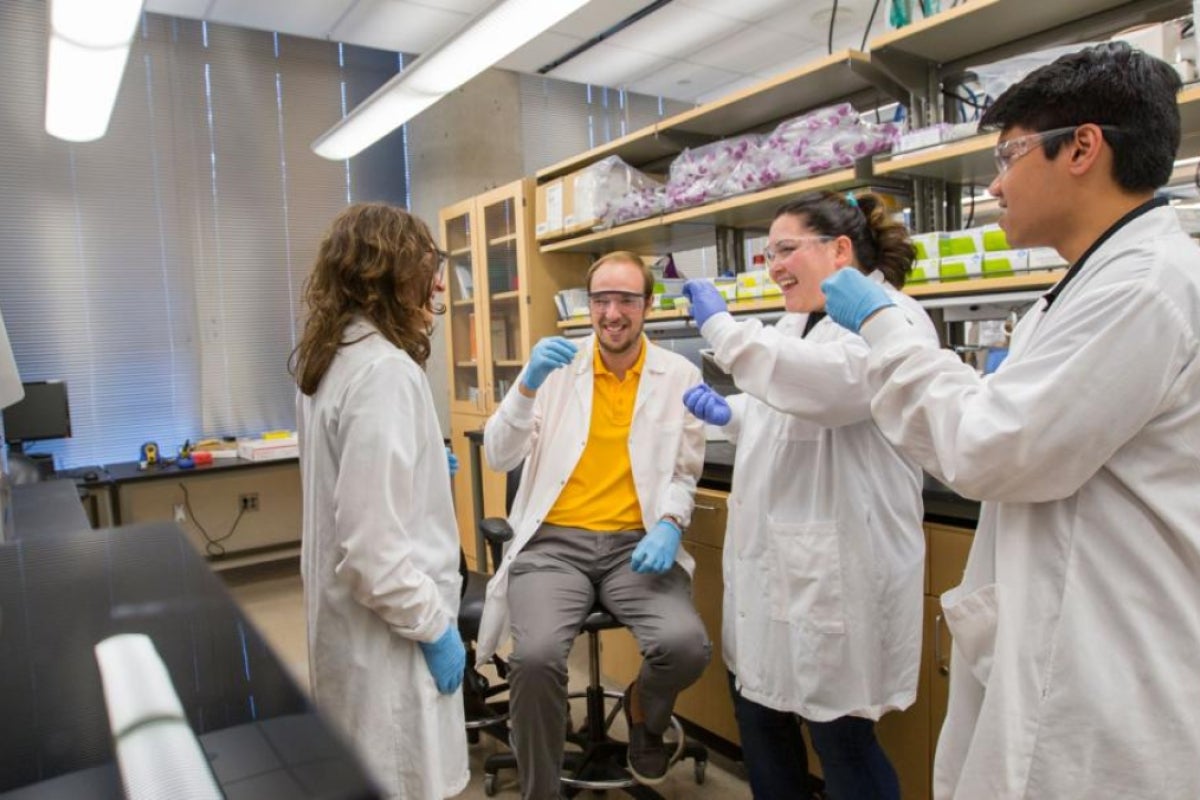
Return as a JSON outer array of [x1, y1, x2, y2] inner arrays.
[[683, 383, 732, 426], [682, 280, 728, 330], [418, 623, 466, 695], [820, 268, 894, 333], [522, 336, 578, 391], [446, 446, 459, 478], [631, 519, 683, 574]]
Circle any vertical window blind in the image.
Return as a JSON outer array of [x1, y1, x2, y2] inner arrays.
[[0, 2, 409, 469]]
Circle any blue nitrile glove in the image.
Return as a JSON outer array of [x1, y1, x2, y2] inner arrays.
[[522, 336, 578, 391], [631, 519, 683, 574], [418, 623, 466, 695], [820, 268, 895, 333], [682, 280, 727, 330], [683, 383, 732, 426], [445, 446, 459, 478]]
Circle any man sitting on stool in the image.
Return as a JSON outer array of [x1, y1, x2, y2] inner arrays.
[[479, 251, 711, 800]]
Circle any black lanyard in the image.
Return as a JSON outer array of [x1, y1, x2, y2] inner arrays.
[[802, 311, 826, 338], [1042, 196, 1167, 311]]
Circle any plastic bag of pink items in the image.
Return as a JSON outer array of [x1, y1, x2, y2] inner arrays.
[[750, 121, 900, 185], [579, 155, 665, 228], [663, 134, 762, 212]]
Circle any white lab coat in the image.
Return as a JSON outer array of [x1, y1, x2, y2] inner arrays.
[[476, 335, 705, 665], [297, 318, 468, 799], [861, 205, 1200, 799], [701, 275, 937, 721]]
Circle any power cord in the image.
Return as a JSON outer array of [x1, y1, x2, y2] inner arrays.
[[860, 0, 883, 51], [828, 0, 839, 55], [178, 482, 246, 557]]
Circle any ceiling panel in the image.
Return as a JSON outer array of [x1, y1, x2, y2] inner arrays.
[[686, 23, 798, 74], [677, 0, 803, 25], [331, 0, 470, 53], [547, 41, 665, 88], [206, 0, 354, 38], [498, 30, 586, 73], [549, 1, 650, 39], [605, 4, 739, 56], [625, 60, 743, 101], [144, 0, 215, 17]]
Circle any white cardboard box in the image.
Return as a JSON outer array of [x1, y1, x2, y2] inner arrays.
[[238, 436, 298, 462]]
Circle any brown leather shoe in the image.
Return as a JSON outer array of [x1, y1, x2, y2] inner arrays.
[[623, 681, 668, 785]]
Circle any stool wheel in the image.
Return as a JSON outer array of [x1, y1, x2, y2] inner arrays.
[[483, 772, 498, 797], [695, 757, 707, 785]]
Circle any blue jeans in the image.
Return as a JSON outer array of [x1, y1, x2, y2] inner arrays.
[[728, 671, 900, 800]]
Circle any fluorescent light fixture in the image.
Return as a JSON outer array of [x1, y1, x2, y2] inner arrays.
[[44, 0, 144, 142], [313, 0, 592, 161]]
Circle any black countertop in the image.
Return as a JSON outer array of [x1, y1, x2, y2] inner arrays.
[[0, 520, 377, 798]]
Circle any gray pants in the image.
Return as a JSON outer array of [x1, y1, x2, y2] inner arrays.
[[506, 525, 712, 800]]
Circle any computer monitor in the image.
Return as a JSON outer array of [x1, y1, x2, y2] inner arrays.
[[2, 381, 71, 452]]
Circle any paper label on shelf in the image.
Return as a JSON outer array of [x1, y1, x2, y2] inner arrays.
[[546, 182, 563, 230]]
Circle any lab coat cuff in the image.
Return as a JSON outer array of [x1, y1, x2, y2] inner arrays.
[[860, 305, 923, 348], [501, 387, 537, 420], [699, 311, 736, 347]]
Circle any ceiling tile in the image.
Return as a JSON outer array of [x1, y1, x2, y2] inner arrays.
[[549, 1, 650, 39], [206, 0, 353, 38], [606, 4, 737, 55], [144, 0, 215, 17], [686, 24, 797, 74], [498, 30, 586, 73], [625, 59, 741, 103], [332, 0, 470, 53], [405, 0, 493, 13], [677, 0, 801, 25], [547, 41, 665, 89]]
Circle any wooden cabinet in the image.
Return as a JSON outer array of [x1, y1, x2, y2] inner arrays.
[[440, 178, 589, 565]]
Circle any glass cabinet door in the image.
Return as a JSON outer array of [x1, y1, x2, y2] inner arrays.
[[481, 192, 524, 406], [442, 205, 484, 413]]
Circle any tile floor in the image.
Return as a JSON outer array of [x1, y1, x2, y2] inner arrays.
[[222, 559, 753, 800]]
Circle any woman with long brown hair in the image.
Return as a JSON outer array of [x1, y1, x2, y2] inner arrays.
[[292, 202, 468, 799]]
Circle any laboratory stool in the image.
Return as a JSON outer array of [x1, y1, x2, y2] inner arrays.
[[481, 604, 708, 798]]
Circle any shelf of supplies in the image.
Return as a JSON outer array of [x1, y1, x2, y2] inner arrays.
[[539, 168, 885, 255], [536, 50, 905, 181], [868, 0, 1188, 79], [875, 133, 998, 184], [490, 290, 520, 302], [488, 233, 517, 247], [904, 270, 1065, 297]]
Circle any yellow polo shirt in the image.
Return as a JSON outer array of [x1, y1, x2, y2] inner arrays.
[[544, 338, 646, 531]]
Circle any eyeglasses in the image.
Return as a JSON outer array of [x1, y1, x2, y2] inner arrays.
[[993, 125, 1122, 174], [764, 236, 834, 265], [432, 249, 449, 281], [588, 291, 646, 311]]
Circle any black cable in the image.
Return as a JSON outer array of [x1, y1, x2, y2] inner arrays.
[[860, 0, 882, 51], [828, 0, 839, 55], [1194, 159, 1199, 192], [179, 481, 246, 558], [964, 185, 977, 229], [942, 89, 987, 110]]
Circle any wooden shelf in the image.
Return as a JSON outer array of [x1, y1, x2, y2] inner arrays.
[[493, 360, 524, 368], [536, 49, 905, 181], [490, 290, 520, 302], [556, 272, 1065, 328], [452, 299, 474, 308], [868, 0, 1188, 74], [488, 233, 517, 247], [876, 133, 998, 184], [539, 168, 885, 255], [905, 270, 1064, 297], [454, 361, 477, 369], [449, 246, 472, 257]]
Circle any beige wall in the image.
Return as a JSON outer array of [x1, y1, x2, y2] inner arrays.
[[409, 69, 526, 438]]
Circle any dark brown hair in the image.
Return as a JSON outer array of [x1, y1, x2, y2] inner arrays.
[[773, 192, 914, 288], [290, 203, 444, 395], [585, 250, 655, 300]]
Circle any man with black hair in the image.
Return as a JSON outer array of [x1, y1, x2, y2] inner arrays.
[[820, 42, 1200, 799]]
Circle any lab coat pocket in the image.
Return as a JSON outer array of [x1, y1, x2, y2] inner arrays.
[[654, 423, 683, 472], [767, 519, 845, 634], [941, 582, 999, 686]]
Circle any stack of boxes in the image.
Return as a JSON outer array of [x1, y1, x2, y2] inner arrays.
[[909, 224, 1065, 283]]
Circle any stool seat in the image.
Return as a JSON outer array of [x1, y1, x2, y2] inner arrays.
[[581, 607, 621, 632]]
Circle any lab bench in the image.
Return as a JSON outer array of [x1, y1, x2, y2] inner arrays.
[[1, 484, 377, 798]]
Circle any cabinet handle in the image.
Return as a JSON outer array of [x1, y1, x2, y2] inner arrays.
[[934, 613, 950, 676], [693, 503, 721, 512]]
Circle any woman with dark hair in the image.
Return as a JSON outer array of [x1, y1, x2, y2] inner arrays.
[[680, 192, 937, 799], [292, 203, 468, 799]]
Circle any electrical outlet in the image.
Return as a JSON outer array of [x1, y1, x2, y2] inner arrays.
[[173, 503, 187, 523], [239, 493, 260, 512]]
